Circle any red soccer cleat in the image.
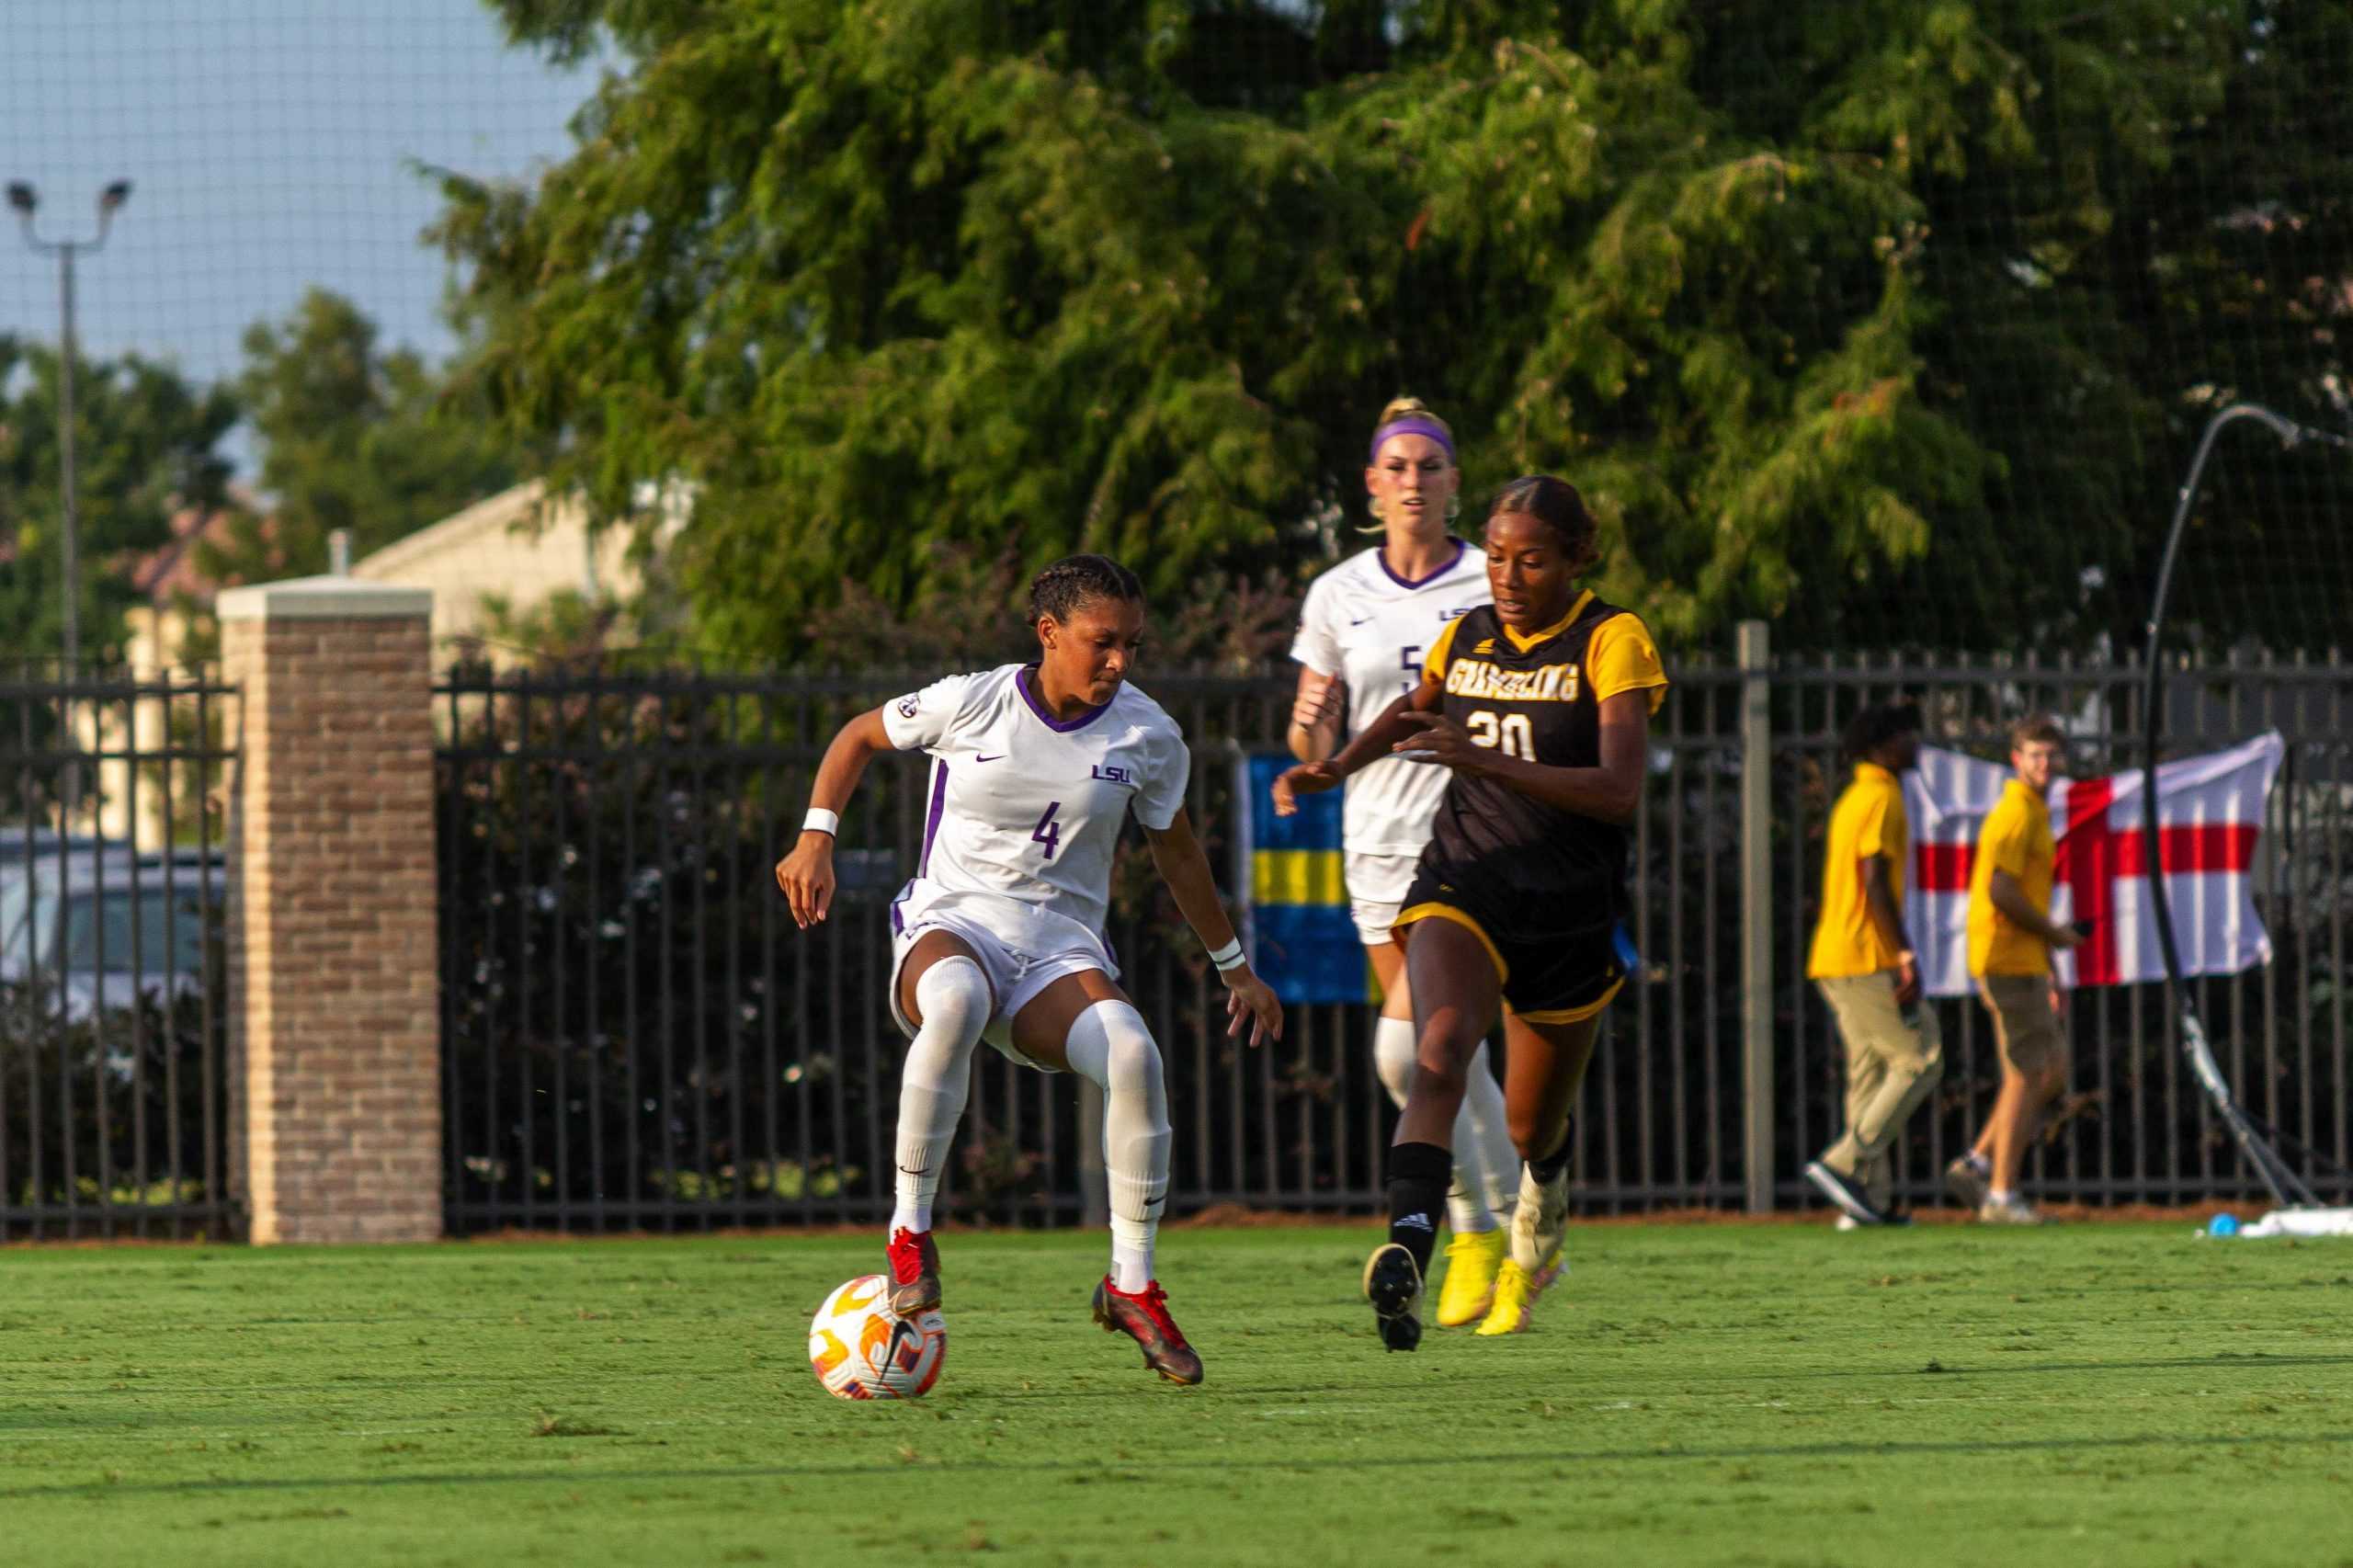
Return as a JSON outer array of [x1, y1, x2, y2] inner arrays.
[[886, 1227, 941, 1315], [1092, 1277, 1204, 1385]]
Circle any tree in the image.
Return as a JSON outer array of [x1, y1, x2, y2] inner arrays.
[[2087, 0, 2353, 654], [436, 0, 2331, 659], [196, 290, 524, 586], [0, 335, 237, 665]]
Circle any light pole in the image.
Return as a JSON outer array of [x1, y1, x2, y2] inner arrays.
[[8, 178, 131, 676]]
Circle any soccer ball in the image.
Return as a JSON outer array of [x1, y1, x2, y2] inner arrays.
[[808, 1274, 946, 1400]]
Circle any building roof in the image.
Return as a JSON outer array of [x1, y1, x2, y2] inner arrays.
[[127, 492, 270, 609]]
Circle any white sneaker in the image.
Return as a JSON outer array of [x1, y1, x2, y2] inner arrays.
[[1978, 1194, 2044, 1225], [1509, 1158, 1570, 1277], [1944, 1155, 1992, 1211]]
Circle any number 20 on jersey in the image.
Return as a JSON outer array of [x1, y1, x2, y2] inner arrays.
[[1465, 710, 1534, 760]]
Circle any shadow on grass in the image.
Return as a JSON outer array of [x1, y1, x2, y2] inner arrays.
[[1695, 1351, 2353, 1385], [4, 1352, 2347, 1429], [5, 1423, 2351, 1502]]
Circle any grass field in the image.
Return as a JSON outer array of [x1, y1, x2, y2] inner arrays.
[[4, 1220, 2349, 1568]]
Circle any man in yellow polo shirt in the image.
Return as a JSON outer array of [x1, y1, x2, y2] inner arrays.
[[1803, 703, 1941, 1227], [1949, 715, 2083, 1224]]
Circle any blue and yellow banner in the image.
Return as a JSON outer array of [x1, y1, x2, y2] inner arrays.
[[1233, 755, 1371, 1004]]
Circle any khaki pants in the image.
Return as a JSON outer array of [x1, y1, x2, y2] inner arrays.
[[1977, 972, 2064, 1076], [1816, 971, 1945, 1210]]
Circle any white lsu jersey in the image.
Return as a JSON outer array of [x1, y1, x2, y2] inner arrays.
[[1290, 539, 1490, 855], [881, 664, 1190, 939]]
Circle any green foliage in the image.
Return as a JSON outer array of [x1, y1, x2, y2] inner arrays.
[[0, 980, 226, 1226], [438, 0, 2347, 657], [0, 336, 236, 664], [195, 289, 522, 587]]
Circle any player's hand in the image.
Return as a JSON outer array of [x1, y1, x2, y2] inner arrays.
[[1290, 673, 1342, 733], [1894, 951, 1921, 1006], [1392, 710, 1487, 773], [2049, 981, 2068, 1020], [1221, 965, 1283, 1049], [1270, 762, 1341, 817], [775, 834, 837, 928]]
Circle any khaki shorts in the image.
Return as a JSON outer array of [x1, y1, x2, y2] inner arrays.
[[1976, 972, 2064, 1076]]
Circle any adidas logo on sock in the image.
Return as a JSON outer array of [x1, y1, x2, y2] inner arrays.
[[1395, 1211, 1435, 1232]]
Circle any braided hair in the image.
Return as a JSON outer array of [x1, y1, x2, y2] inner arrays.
[[1028, 553, 1144, 626], [1487, 474, 1597, 566]]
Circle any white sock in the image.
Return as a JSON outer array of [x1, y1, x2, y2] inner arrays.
[[1373, 1016, 1510, 1234], [1063, 1000, 1169, 1293], [1988, 1187, 2015, 1204], [1450, 1041, 1516, 1233], [888, 957, 988, 1235], [1967, 1152, 1991, 1175]]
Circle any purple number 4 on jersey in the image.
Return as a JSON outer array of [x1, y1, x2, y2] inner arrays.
[[1031, 801, 1063, 859]]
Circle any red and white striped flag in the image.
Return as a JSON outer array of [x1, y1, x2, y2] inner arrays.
[[1900, 733, 2281, 997]]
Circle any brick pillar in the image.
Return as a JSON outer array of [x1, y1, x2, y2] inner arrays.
[[220, 576, 440, 1244]]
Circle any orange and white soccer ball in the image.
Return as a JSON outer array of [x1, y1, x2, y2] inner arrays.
[[809, 1275, 946, 1400]]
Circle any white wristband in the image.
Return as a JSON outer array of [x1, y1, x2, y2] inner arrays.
[[1207, 937, 1246, 972], [801, 807, 840, 837]]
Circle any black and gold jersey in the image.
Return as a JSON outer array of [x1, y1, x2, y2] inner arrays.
[[1414, 593, 1667, 937]]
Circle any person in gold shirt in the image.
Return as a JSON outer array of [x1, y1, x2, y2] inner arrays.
[[1803, 703, 1941, 1227], [1948, 715, 2083, 1224]]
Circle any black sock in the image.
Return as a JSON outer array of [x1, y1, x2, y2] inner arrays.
[[1529, 1115, 1576, 1187], [1384, 1142, 1452, 1277]]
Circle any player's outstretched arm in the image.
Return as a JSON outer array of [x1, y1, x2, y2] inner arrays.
[[1269, 674, 1442, 816], [1391, 688, 1652, 824], [1141, 808, 1283, 1049], [775, 707, 893, 929]]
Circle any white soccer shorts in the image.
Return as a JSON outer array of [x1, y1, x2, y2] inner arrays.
[[885, 882, 1118, 1072], [1346, 850, 1422, 949]]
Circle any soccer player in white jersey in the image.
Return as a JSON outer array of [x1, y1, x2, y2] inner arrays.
[[777, 555, 1282, 1385], [1286, 396, 1521, 1328]]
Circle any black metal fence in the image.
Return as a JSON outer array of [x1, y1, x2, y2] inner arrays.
[[436, 653, 2353, 1233], [6, 653, 2336, 1243], [1774, 653, 2353, 1210], [0, 671, 238, 1240], [434, 667, 1320, 1233]]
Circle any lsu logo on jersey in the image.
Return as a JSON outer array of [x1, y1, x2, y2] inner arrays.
[[1091, 763, 1135, 786], [1444, 659, 1580, 702]]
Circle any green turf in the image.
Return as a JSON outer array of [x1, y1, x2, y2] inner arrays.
[[3, 1221, 2349, 1567]]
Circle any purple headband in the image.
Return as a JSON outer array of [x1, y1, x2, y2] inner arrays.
[[1369, 415, 1456, 465]]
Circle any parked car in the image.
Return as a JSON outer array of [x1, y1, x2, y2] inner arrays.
[[0, 830, 109, 892], [0, 853, 225, 1020]]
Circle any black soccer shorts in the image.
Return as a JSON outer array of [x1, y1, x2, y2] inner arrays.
[[1393, 864, 1634, 1024]]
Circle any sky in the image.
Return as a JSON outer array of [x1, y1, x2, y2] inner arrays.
[[0, 0, 598, 473]]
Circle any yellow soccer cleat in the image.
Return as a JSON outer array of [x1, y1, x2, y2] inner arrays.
[[1435, 1229, 1508, 1327], [1472, 1250, 1563, 1336]]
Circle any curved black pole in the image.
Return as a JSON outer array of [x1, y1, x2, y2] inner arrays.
[[2139, 403, 2346, 1206]]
